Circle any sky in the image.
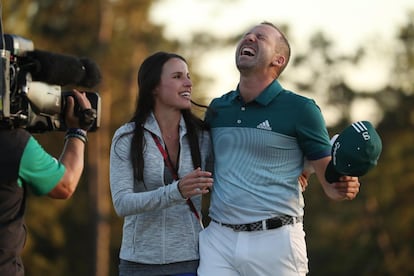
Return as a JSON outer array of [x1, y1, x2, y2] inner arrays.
[[150, 0, 414, 124]]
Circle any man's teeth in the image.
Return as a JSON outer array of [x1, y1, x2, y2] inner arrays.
[[241, 47, 255, 56]]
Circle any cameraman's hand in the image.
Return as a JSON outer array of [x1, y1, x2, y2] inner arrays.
[[65, 89, 92, 130], [52, 89, 92, 199]]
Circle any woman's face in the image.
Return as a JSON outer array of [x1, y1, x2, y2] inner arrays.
[[154, 57, 192, 112]]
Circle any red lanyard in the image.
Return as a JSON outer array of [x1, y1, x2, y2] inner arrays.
[[150, 133, 203, 228]]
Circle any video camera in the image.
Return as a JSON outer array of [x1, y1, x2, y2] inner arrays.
[[0, 34, 101, 132]]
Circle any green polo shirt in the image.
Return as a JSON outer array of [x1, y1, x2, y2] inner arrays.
[[18, 136, 66, 195], [205, 80, 331, 223]]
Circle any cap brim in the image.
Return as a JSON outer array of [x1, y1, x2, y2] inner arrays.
[[325, 160, 343, 183]]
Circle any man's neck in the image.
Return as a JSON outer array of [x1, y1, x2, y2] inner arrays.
[[238, 74, 274, 103]]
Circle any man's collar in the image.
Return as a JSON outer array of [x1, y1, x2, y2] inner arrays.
[[233, 80, 283, 105]]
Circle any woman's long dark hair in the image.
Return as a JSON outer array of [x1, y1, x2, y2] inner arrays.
[[123, 51, 208, 184]]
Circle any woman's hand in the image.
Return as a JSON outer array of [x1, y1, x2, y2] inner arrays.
[[178, 168, 213, 199]]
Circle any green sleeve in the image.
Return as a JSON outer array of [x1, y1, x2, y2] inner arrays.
[[297, 100, 331, 160], [18, 136, 66, 195]]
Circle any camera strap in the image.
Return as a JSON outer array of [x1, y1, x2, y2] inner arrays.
[[150, 132, 203, 229]]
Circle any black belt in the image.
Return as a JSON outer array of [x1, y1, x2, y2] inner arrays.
[[211, 215, 303, 232]]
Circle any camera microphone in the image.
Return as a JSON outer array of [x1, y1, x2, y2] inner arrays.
[[25, 49, 101, 88]]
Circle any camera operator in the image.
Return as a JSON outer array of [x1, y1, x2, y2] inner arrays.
[[0, 89, 95, 276]]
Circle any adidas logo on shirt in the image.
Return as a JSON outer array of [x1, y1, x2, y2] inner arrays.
[[257, 120, 272, 131]]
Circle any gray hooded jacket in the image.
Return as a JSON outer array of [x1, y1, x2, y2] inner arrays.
[[110, 113, 212, 264]]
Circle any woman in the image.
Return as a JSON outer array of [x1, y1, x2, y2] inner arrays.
[[110, 52, 213, 276]]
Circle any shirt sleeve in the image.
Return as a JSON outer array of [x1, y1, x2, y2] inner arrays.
[[18, 136, 66, 195], [297, 100, 331, 160]]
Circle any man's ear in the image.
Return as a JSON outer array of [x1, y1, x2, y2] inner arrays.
[[272, 56, 285, 67]]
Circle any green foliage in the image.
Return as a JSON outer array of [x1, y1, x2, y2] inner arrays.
[[305, 128, 414, 275], [296, 11, 414, 275]]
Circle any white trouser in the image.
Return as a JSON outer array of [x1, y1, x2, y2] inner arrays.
[[197, 220, 308, 276]]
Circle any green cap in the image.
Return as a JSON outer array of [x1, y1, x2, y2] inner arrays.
[[325, 121, 382, 183]]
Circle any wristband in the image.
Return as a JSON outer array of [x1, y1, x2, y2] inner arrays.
[[65, 128, 87, 143]]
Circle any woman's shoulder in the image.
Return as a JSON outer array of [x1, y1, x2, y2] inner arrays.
[[115, 122, 135, 134], [112, 122, 135, 142]]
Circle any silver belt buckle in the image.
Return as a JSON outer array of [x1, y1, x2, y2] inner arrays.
[[262, 220, 267, 230]]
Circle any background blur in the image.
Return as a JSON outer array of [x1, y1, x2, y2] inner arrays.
[[2, 0, 414, 275]]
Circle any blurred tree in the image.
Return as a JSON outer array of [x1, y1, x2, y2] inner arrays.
[[1, 0, 231, 275], [1, 0, 184, 275], [288, 10, 414, 276]]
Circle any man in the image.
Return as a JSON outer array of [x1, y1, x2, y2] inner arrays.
[[198, 22, 360, 276], [0, 89, 95, 276]]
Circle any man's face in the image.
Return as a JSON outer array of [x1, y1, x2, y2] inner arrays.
[[235, 24, 280, 73]]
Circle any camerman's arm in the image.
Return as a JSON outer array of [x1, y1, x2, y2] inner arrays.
[[48, 137, 85, 199], [48, 90, 91, 199]]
